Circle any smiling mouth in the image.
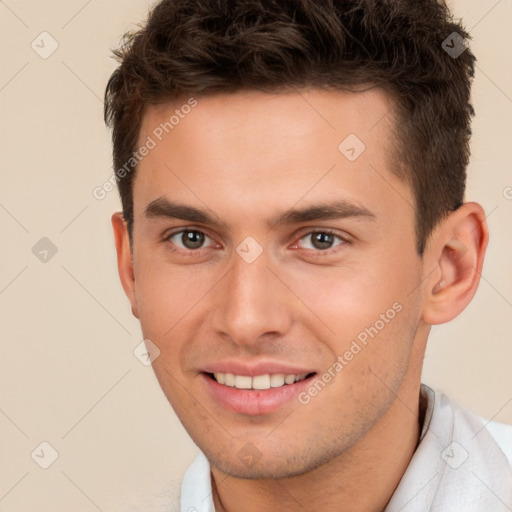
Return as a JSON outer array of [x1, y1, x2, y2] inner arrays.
[[206, 372, 316, 390]]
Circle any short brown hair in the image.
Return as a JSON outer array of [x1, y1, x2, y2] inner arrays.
[[104, 0, 476, 254]]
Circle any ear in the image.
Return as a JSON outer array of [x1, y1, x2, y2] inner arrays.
[[421, 202, 489, 325], [111, 212, 139, 319]]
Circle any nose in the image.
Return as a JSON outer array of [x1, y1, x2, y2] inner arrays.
[[211, 250, 293, 348]]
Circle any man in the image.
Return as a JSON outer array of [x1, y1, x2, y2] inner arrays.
[[104, 0, 512, 510]]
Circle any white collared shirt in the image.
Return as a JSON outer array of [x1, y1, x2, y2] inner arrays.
[[180, 385, 512, 511]]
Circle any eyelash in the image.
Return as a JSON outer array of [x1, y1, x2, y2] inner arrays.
[[163, 228, 348, 257], [292, 229, 347, 256]]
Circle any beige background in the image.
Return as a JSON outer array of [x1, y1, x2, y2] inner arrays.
[[1, 1, 511, 510]]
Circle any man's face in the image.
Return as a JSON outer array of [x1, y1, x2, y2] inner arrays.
[[123, 89, 427, 478]]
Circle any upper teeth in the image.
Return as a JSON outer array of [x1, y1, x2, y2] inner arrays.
[[213, 373, 308, 390]]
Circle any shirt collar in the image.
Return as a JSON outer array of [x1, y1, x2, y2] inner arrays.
[[384, 384, 512, 511]]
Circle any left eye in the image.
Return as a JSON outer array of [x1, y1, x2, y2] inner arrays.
[[297, 231, 345, 251], [167, 230, 216, 250]]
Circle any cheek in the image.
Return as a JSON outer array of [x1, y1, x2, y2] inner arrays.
[[133, 256, 206, 337], [132, 256, 222, 390], [283, 254, 422, 397], [283, 254, 418, 343]]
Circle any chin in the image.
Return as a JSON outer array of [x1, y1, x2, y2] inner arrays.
[[206, 442, 345, 480]]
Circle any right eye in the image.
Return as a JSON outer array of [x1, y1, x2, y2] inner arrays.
[[164, 229, 217, 252]]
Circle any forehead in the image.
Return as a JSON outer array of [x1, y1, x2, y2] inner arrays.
[[133, 88, 412, 228], [140, 87, 395, 150]]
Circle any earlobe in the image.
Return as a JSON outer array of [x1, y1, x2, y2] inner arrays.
[[422, 203, 488, 325], [111, 212, 139, 319]]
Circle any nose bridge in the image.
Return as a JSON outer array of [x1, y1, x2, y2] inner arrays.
[[212, 249, 291, 345]]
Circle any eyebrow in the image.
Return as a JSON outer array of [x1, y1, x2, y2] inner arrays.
[[144, 197, 376, 230]]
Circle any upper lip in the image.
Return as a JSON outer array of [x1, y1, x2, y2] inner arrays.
[[202, 360, 316, 377]]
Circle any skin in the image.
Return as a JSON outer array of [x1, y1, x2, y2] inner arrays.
[[112, 89, 488, 512]]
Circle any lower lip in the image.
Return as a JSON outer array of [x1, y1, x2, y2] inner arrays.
[[201, 373, 315, 415]]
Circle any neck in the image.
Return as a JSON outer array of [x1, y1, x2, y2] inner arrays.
[[212, 380, 423, 512]]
